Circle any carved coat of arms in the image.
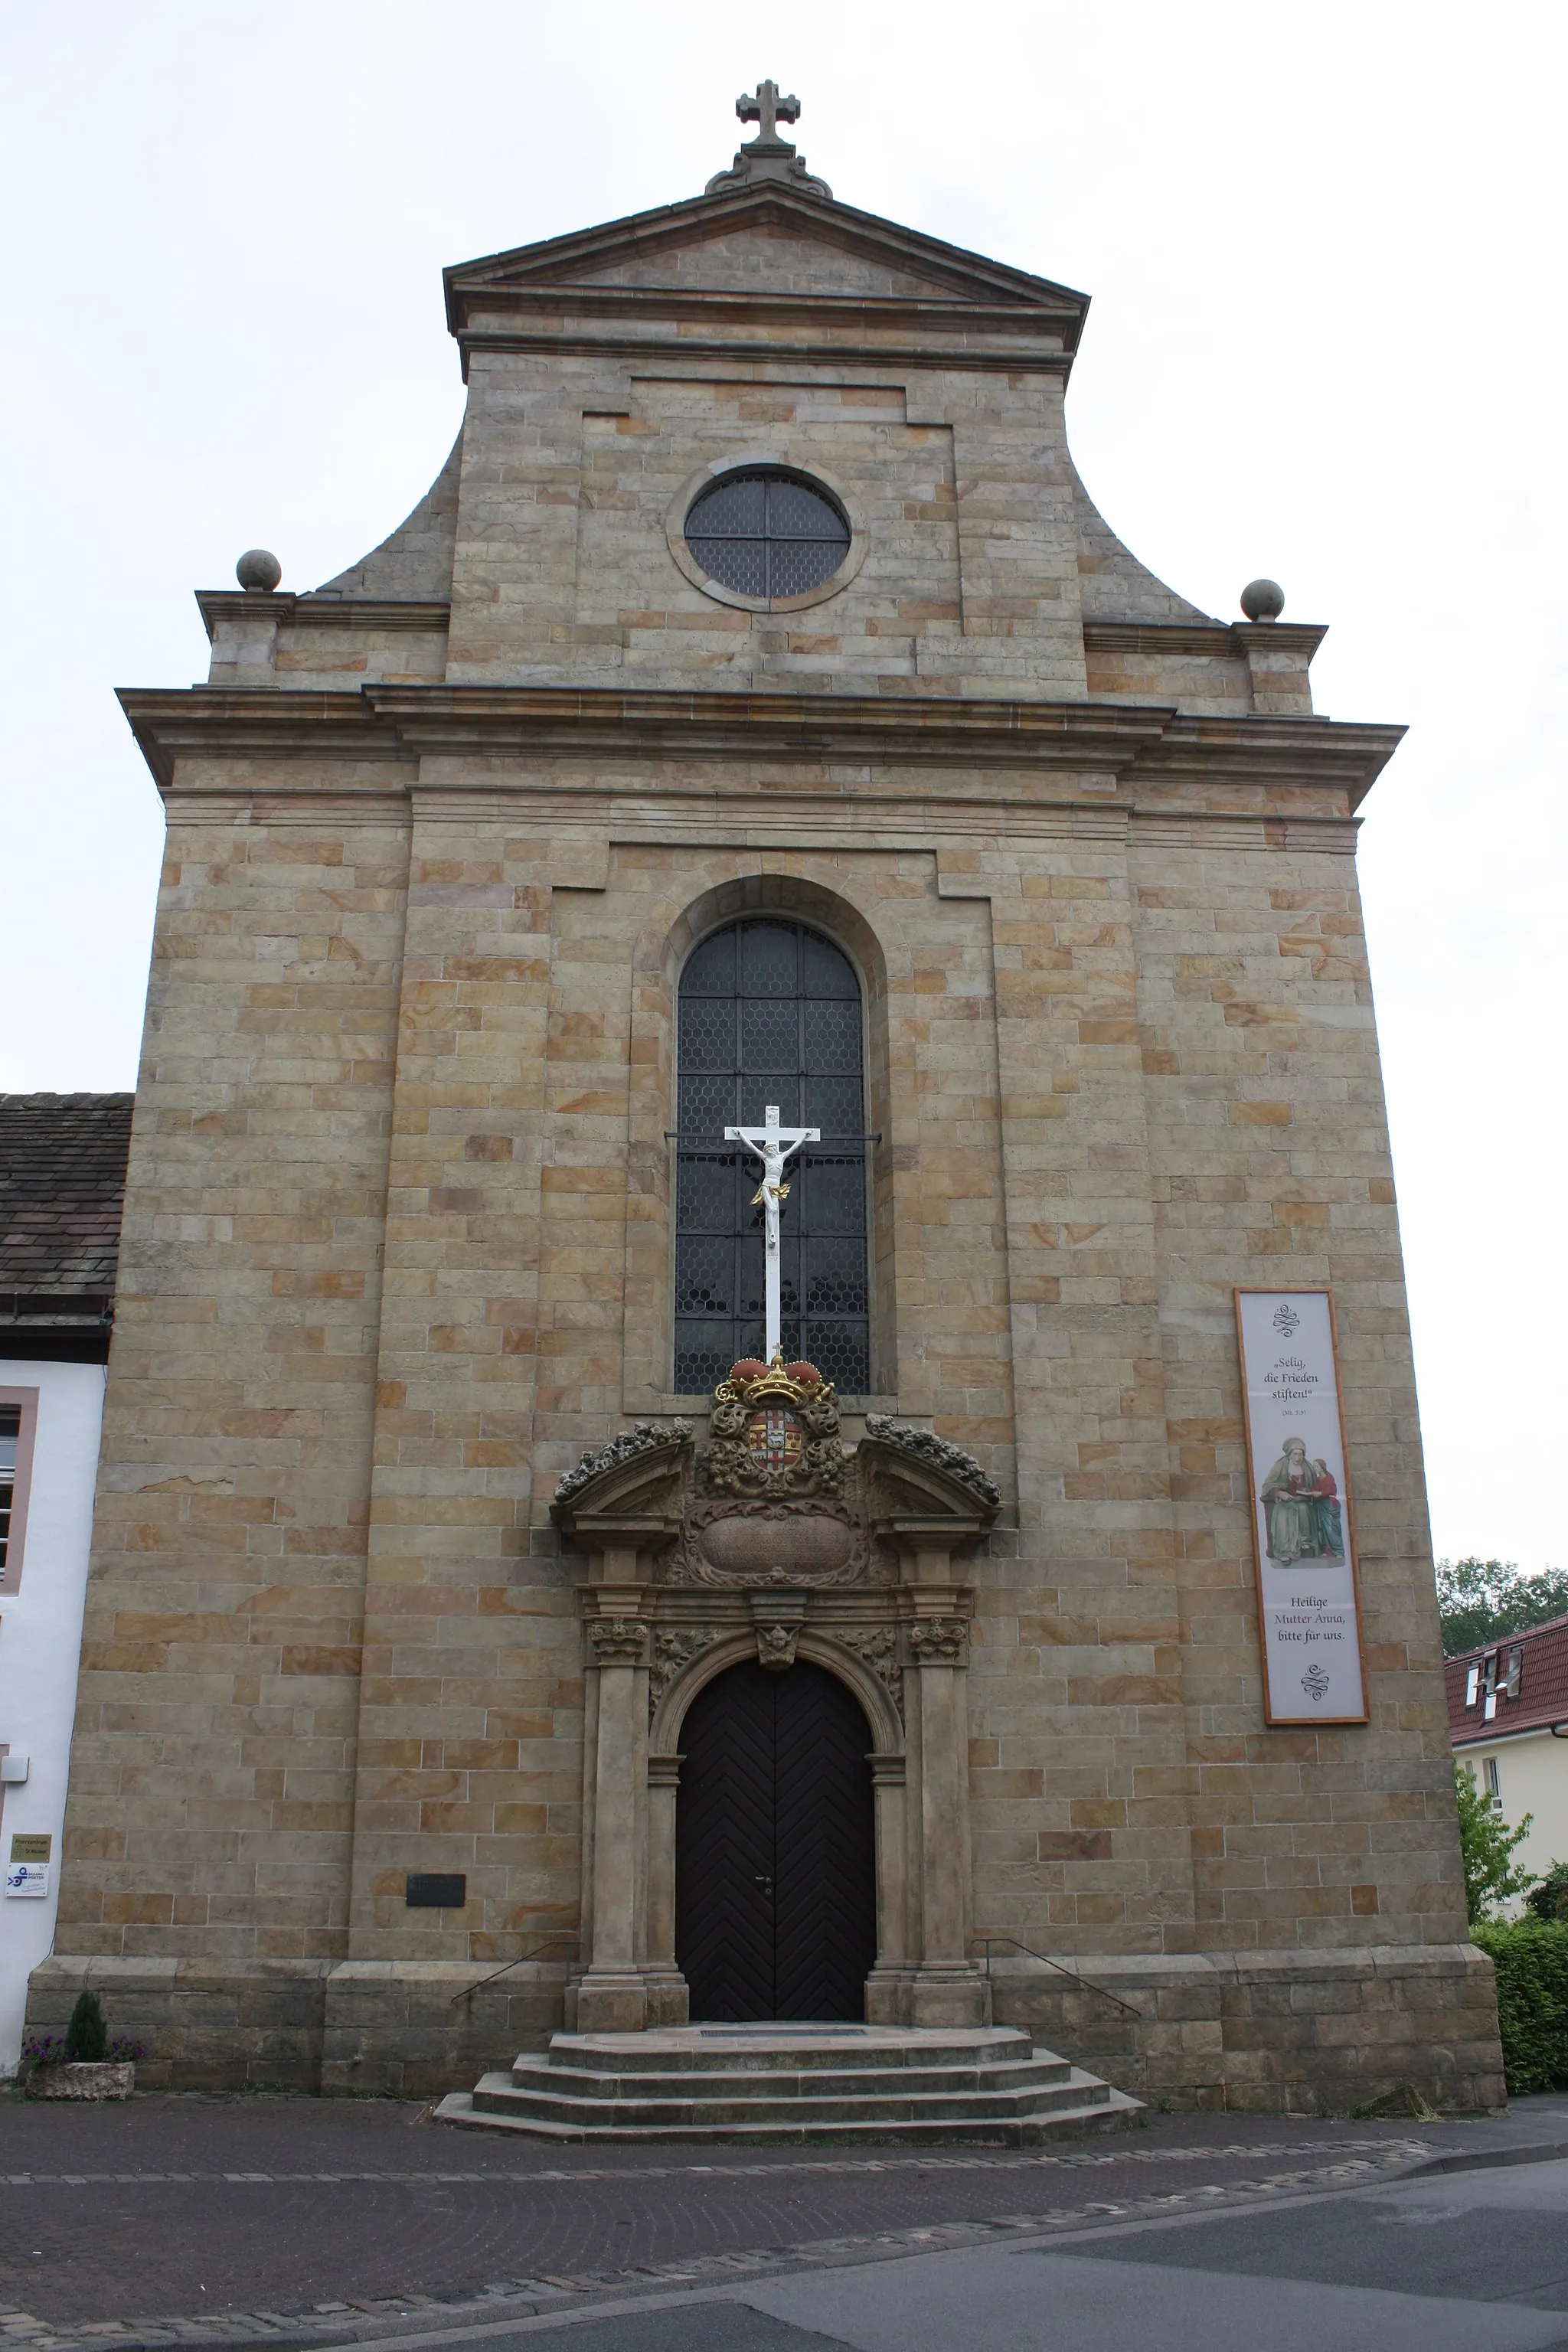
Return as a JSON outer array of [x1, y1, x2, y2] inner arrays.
[[675, 1352, 866, 1586]]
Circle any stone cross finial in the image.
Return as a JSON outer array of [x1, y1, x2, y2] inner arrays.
[[707, 80, 831, 200], [737, 81, 800, 145]]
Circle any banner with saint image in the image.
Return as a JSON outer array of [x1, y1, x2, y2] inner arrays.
[[1235, 1289, 1367, 1725]]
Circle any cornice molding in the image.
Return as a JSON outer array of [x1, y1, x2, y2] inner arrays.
[[1148, 714, 1396, 798], [195, 592, 452, 642], [363, 684, 1171, 769], [455, 328, 1071, 381], [1083, 621, 1233, 656], [1083, 621, 1329, 664], [459, 286, 1079, 335], [1231, 622, 1331, 662], [117, 689, 414, 792], [117, 683, 1404, 806]]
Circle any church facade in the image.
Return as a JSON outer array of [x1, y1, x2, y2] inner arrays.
[[32, 98, 1503, 2111]]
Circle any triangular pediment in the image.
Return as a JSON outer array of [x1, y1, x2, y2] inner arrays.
[[569, 228, 987, 304], [445, 185, 1088, 340]]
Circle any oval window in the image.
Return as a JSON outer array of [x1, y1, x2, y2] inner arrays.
[[684, 469, 851, 604]]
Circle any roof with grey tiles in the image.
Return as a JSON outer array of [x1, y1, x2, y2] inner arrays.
[[0, 1094, 133, 1347]]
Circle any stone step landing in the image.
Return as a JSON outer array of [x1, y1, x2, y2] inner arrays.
[[434, 2023, 1143, 2145]]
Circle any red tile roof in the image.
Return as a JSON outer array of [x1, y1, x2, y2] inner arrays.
[[1448, 1612, 1568, 1745]]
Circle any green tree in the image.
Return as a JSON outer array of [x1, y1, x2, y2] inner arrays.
[[1525, 1862, 1568, 1923], [1455, 1762, 1538, 1922], [1436, 1558, 1568, 1656]]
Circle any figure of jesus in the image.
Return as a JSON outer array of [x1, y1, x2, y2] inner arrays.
[[725, 1102, 818, 1363]]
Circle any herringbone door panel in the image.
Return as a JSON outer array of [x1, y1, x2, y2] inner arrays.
[[675, 1664, 777, 2019], [675, 1659, 876, 2020], [773, 1665, 878, 2018]]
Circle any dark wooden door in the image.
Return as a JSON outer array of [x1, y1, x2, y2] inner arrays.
[[675, 1659, 877, 2021]]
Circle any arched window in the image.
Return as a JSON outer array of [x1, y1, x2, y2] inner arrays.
[[675, 920, 869, 1396]]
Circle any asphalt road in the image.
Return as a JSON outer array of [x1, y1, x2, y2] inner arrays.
[[328, 2152, 1568, 2352]]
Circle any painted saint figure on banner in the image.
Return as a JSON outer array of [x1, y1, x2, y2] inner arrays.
[[1260, 1436, 1346, 1565]]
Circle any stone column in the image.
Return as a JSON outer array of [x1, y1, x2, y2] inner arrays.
[[642, 1753, 690, 2027], [576, 1597, 652, 2033], [906, 1609, 988, 2027], [864, 1753, 912, 2025], [549, 1426, 693, 2037]]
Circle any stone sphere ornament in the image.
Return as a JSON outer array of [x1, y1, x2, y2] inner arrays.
[[1240, 577, 1285, 622], [236, 547, 283, 593]]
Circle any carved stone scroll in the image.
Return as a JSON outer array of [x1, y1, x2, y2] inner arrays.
[[862, 1416, 999, 1508], [557, 1420, 692, 1507], [840, 1623, 904, 1719], [647, 1624, 721, 1719]]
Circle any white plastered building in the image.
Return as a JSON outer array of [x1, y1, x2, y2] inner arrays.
[[0, 1096, 131, 2072]]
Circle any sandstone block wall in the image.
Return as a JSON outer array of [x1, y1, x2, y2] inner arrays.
[[63, 803, 409, 1966], [38, 177, 1491, 2108]]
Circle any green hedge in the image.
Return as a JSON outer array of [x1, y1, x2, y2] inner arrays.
[[1473, 1919, 1568, 2094]]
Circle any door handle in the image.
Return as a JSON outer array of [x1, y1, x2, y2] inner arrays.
[[753, 1874, 774, 1895]]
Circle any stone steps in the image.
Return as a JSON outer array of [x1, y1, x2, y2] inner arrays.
[[495, 2052, 1076, 2104], [435, 2024, 1142, 2145]]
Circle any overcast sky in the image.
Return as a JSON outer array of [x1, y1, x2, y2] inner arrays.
[[2, 2, 1563, 1576]]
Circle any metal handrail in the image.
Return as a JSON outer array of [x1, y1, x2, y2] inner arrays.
[[449, 1936, 580, 2006], [972, 1933, 1142, 2019]]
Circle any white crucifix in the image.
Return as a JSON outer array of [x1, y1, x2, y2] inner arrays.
[[725, 1103, 818, 1364]]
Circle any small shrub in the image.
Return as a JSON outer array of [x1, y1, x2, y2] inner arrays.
[[64, 1991, 108, 2063], [1473, 1919, 1568, 2095]]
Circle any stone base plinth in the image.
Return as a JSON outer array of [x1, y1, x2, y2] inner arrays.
[[26, 1942, 1504, 2111], [24, 1956, 568, 2099], [563, 1967, 690, 2034], [985, 1942, 1506, 2115], [906, 1963, 991, 2029]]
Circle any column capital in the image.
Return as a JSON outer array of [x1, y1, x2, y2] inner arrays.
[[905, 1616, 969, 1668], [586, 1614, 650, 1668]]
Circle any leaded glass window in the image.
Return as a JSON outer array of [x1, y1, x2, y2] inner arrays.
[[684, 470, 851, 603], [675, 920, 870, 1395]]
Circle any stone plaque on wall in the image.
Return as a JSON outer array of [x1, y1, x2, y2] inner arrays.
[[1236, 1289, 1368, 1726]]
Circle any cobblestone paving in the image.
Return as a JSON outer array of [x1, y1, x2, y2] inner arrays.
[[0, 2099, 1480, 2349]]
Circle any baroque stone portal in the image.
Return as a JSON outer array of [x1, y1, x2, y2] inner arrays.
[[551, 1351, 998, 2033]]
